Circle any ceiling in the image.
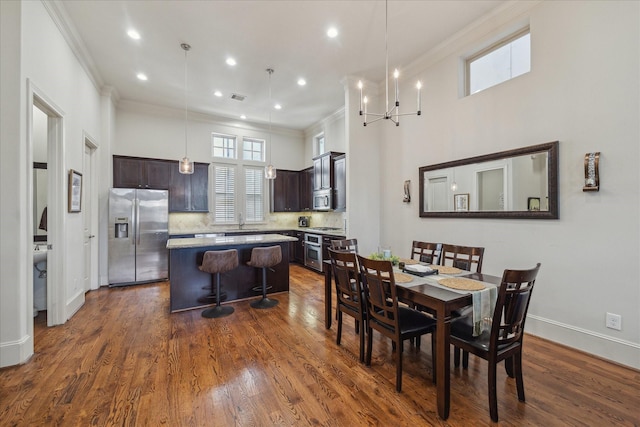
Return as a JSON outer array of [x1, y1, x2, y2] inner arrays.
[[59, 0, 506, 130]]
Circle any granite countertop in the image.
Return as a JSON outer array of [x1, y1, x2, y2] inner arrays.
[[170, 226, 346, 238], [167, 233, 298, 249]]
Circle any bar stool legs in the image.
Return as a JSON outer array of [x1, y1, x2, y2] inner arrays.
[[202, 272, 234, 318], [198, 249, 238, 318], [248, 245, 282, 309]]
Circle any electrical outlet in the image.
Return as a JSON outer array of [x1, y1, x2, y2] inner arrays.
[[606, 312, 622, 331]]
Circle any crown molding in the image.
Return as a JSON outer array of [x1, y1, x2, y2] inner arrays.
[[42, 0, 104, 92]]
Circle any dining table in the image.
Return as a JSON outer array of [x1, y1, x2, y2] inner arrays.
[[323, 259, 501, 420]]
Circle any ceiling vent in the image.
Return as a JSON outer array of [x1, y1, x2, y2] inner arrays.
[[230, 93, 246, 101]]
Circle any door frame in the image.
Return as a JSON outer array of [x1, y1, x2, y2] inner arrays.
[[27, 80, 66, 327], [83, 133, 99, 291]]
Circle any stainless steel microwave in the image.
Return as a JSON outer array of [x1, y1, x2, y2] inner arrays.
[[313, 188, 332, 211]]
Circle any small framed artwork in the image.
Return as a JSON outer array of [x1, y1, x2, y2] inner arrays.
[[68, 169, 82, 212], [454, 193, 469, 212], [528, 197, 540, 211]]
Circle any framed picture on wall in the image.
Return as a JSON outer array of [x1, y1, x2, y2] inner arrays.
[[68, 169, 82, 212], [528, 197, 541, 211], [454, 193, 469, 212]]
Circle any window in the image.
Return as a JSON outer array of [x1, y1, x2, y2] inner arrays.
[[245, 167, 264, 221], [243, 138, 265, 161], [315, 133, 325, 155], [211, 134, 268, 224], [213, 164, 236, 222], [467, 29, 530, 95], [212, 133, 236, 158]]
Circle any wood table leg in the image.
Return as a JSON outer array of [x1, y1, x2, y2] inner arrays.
[[435, 312, 451, 419], [324, 266, 332, 329]]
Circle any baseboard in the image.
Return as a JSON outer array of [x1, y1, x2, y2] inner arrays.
[[526, 315, 640, 370], [0, 334, 33, 368], [66, 289, 84, 320]]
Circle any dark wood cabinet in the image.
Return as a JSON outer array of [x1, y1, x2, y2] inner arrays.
[[333, 154, 346, 212], [299, 167, 313, 211], [294, 231, 305, 263], [113, 155, 171, 189], [312, 151, 344, 191], [272, 170, 300, 212], [169, 162, 209, 212]]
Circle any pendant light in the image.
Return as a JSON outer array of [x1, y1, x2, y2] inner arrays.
[[179, 43, 194, 174], [264, 68, 277, 179]]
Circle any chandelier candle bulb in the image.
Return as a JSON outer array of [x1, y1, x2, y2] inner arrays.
[[358, 81, 363, 114], [394, 69, 399, 106], [417, 81, 422, 113]]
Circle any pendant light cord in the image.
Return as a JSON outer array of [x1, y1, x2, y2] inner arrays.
[[384, 0, 389, 114], [182, 43, 190, 158]]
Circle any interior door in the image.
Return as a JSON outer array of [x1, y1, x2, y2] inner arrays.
[[83, 144, 93, 292]]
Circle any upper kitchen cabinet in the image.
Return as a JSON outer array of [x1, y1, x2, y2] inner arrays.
[[271, 169, 300, 212], [313, 151, 344, 190], [113, 155, 172, 189], [333, 154, 346, 212], [169, 162, 209, 212], [299, 166, 313, 211]]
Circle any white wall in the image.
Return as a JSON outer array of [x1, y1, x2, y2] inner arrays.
[[115, 101, 305, 170], [0, 0, 106, 367], [356, 1, 639, 367]]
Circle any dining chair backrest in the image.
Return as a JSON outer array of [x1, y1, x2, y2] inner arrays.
[[357, 255, 398, 336], [491, 263, 541, 349], [410, 241, 442, 265], [328, 248, 362, 312], [440, 244, 485, 272], [330, 238, 359, 254]]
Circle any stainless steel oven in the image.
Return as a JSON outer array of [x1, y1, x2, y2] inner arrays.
[[304, 233, 323, 272]]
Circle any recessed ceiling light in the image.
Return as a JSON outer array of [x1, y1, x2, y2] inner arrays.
[[327, 27, 338, 38], [240, 115, 246, 120], [274, 104, 282, 110], [214, 90, 222, 97], [127, 29, 141, 40], [136, 73, 148, 81], [226, 57, 236, 66], [297, 78, 307, 86]]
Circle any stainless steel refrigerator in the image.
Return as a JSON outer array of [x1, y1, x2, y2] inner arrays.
[[108, 188, 169, 286]]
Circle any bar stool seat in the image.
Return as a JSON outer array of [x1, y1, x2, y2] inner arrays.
[[248, 245, 282, 309], [199, 249, 238, 318]]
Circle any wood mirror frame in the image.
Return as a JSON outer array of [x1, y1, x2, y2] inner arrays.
[[419, 141, 559, 219]]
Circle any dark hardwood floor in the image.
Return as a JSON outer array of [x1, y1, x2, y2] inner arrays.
[[1, 264, 638, 426]]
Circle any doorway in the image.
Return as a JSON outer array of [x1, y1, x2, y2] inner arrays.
[[29, 81, 65, 328], [83, 136, 98, 291]]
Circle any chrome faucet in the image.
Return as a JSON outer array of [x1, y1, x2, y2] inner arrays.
[[238, 212, 244, 230]]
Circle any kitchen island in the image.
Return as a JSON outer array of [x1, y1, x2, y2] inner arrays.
[[167, 234, 298, 312]]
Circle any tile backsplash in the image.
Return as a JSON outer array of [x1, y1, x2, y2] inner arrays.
[[169, 211, 346, 234]]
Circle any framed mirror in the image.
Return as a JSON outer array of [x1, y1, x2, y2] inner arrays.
[[419, 141, 558, 219], [33, 162, 48, 241]]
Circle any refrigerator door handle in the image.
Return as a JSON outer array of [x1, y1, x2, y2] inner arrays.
[[135, 198, 141, 246]]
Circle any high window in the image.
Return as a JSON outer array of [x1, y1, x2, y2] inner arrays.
[[315, 133, 325, 156], [467, 29, 530, 95], [211, 134, 267, 224], [212, 133, 236, 158]]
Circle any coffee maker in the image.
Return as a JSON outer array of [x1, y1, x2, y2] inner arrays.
[[298, 216, 310, 227]]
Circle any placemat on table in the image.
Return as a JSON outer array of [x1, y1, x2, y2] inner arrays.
[[431, 265, 463, 275], [399, 258, 419, 265], [438, 277, 485, 291], [393, 272, 413, 283]]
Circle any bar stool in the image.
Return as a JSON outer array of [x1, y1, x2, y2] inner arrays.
[[199, 249, 238, 318], [248, 245, 281, 309]]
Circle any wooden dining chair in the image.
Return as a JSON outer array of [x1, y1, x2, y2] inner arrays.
[[328, 248, 366, 362], [330, 238, 359, 253], [410, 241, 442, 265], [449, 263, 541, 422], [440, 244, 485, 273], [357, 255, 437, 392]]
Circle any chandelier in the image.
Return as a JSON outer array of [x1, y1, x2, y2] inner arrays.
[[178, 43, 194, 174], [358, 0, 422, 127]]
